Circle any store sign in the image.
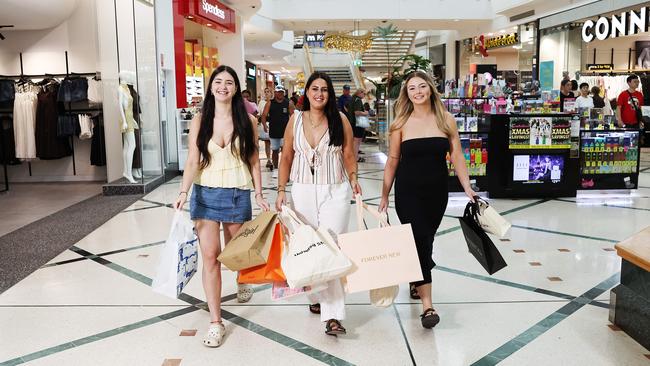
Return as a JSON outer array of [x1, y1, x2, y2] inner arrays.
[[304, 33, 325, 48], [484, 33, 519, 49], [200, 0, 226, 20], [582, 6, 650, 43], [586, 64, 614, 71]]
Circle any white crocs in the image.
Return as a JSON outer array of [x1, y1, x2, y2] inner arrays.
[[203, 322, 226, 348], [237, 283, 253, 303]]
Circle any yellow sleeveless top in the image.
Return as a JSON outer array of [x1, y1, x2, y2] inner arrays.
[[194, 138, 253, 189]]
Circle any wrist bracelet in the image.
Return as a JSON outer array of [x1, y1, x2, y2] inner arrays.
[[255, 193, 263, 197], [179, 191, 188, 196]]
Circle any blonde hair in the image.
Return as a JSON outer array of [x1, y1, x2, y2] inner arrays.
[[390, 71, 452, 136]]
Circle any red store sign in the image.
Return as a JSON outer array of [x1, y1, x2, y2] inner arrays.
[[176, 0, 236, 33]]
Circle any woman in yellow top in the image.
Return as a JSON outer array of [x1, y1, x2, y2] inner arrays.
[[174, 65, 270, 348]]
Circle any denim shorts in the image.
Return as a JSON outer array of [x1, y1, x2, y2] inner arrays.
[[57, 78, 88, 103], [270, 138, 284, 151], [190, 184, 252, 223]]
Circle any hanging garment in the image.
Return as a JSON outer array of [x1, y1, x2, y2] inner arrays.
[[128, 85, 142, 169], [0, 115, 18, 164], [57, 76, 88, 102], [78, 114, 93, 140], [90, 116, 106, 166], [13, 82, 39, 160], [35, 82, 72, 160], [87, 78, 103, 104], [0, 80, 15, 103]]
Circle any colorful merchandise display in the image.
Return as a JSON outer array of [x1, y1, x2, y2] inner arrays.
[[580, 133, 639, 175], [447, 136, 488, 177]]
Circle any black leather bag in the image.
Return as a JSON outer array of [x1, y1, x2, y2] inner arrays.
[[458, 201, 507, 275]]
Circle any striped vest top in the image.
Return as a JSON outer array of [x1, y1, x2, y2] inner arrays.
[[290, 111, 347, 185]]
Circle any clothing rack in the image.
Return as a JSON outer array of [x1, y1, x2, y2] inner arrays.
[[2, 51, 103, 185]]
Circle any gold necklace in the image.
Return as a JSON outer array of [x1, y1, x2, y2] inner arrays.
[[308, 111, 326, 128]]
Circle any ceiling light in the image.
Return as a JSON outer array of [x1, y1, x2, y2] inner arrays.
[[206, 23, 212, 27], [187, 15, 194, 19], [499, 30, 505, 33], [488, 33, 494, 36], [222, 30, 227, 33], [405, 19, 411, 22], [454, 19, 460, 22]]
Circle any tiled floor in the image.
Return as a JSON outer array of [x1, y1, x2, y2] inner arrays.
[[0, 182, 102, 237], [1, 146, 649, 366]]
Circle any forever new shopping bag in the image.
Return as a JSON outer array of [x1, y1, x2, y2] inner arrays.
[[475, 197, 511, 238], [338, 197, 423, 302], [458, 200, 507, 275], [238, 222, 286, 284], [278, 205, 352, 288], [152, 211, 198, 298], [218, 211, 277, 271]]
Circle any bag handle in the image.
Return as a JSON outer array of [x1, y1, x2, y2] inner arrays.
[[278, 205, 305, 229], [354, 194, 390, 230]]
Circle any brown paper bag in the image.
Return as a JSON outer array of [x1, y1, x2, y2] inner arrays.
[[218, 211, 277, 271]]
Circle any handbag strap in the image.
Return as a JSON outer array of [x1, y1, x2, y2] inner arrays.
[[354, 194, 389, 230]]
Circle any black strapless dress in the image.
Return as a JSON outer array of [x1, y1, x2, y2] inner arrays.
[[395, 137, 449, 287]]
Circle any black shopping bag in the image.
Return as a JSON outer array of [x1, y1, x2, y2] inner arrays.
[[458, 201, 507, 275]]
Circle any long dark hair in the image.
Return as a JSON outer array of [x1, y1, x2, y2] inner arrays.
[[302, 72, 344, 146], [197, 65, 256, 171]]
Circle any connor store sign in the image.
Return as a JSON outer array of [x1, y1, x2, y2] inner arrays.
[[582, 6, 650, 42]]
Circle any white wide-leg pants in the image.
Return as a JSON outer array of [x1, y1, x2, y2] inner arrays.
[[290, 181, 351, 322]]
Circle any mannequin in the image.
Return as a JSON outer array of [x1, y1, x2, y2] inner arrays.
[[118, 71, 139, 183]]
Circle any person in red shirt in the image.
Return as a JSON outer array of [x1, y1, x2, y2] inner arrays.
[[617, 74, 644, 128]]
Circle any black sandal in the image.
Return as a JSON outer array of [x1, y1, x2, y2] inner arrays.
[[420, 308, 440, 329], [325, 319, 347, 336], [309, 303, 321, 314], [410, 284, 421, 300]]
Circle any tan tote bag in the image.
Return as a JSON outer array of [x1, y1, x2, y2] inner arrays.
[[338, 196, 423, 300], [217, 211, 278, 271], [475, 198, 511, 239]]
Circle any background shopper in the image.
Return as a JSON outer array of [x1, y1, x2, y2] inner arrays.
[[258, 87, 274, 170], [275, 71, 361, 336], [348, 88, 369, 162], [575, 83, 594, 109], [559, 79, 575, 112], [617, 74, 644, 128], [379, 71, 475, 329], [591, 86, 606, 108], [261, 85, 295, 176], [174, 65, 270, 348]]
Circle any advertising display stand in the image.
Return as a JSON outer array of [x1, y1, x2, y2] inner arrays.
[[487, 113, 579, 198], [443, 98, 491, 192], [577, 109, 641, 190]]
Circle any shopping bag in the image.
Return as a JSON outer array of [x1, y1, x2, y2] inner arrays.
[[279, 205, 353, 288], [458, 201, 507, 275], [238, 222, 286, 284], [370, 285, 399, 308], [218, 211, 277, 271], [338, 197, 423, 294], [475, 197, 511, 238], [152, 211, 199, 298], [356, 116, 370, 128], [271, 281, 328, 301]]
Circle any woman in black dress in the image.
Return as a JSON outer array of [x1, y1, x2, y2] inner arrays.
[[379, 71, 475, 328]]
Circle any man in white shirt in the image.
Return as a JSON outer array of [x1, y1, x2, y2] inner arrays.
[[575, 82, 594, 109]]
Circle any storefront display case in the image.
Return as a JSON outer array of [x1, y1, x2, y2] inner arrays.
[[577, 109, 640, 190], [176, 107, 199, 171], [486, 113, 579, 198], [443, 98, 491, 192]]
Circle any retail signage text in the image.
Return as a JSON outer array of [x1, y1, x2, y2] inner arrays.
[[484, 33, 519, 49], [586, 64, 614, 71], [200, 0, 225, 20], [582, 6, 650, 42]]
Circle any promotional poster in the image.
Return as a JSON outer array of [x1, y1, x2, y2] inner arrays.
[[513, 155, 564, 184]]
